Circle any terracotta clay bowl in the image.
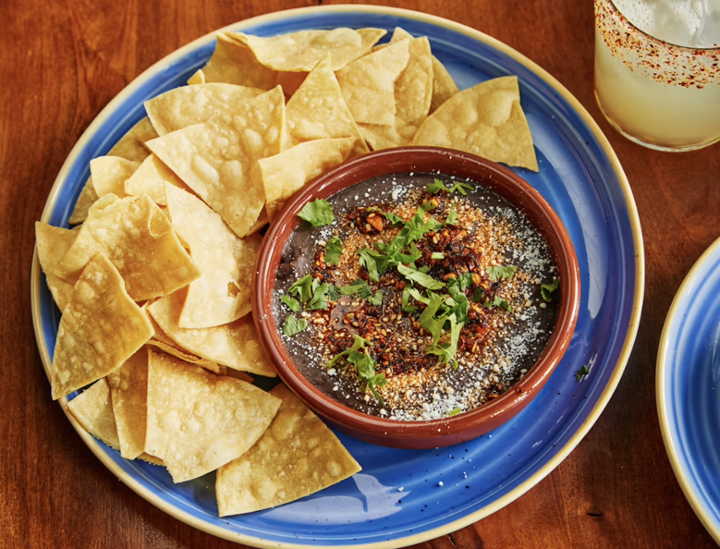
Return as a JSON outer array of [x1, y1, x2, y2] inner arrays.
[[253, 146, 580, 449]]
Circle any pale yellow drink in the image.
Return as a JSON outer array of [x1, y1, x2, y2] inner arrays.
[[594, 0, 720, 151]]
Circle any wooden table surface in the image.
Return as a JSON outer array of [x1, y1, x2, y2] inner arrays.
[[3, 0, 719, 547]]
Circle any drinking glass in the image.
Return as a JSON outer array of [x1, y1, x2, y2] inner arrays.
[[594, 0, 720, 151]]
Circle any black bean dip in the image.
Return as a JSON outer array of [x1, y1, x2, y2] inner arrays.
[[274, 172, 558, 421]]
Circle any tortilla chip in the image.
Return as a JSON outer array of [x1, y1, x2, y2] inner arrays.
[[216, 385, 361, 515], [260, 137, 355, 221], [285, 55, 368, 157], [107, 347, 149, 459], [67, 378, 121, 449], [50, 253, 154, 400], [143, 304, 225, 374], [165, 184, 261, 328], [145, 83, 265, 136], [412, 76, 539, 171], [124, 154, 188, 206], [147, 289, 277, 377], [35, 222, 78, 312], [187, 69, 206, 85], [146, 87, 284, 237], [90, 156, 139, 198], [144, 349, 282, 482], [336, 38, 410, 126], [53, 195, 200, 301], [232, 28, 386, 72], [430, 56, 459, 113], [107, 117, 159, 163], [200, 33, 277, 89], [248, 207, 269, 235], [69, 177, 99, 225]]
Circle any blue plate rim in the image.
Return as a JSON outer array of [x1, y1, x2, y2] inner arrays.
[[657, 235, 720, 545], [31, 5, 645, 548]]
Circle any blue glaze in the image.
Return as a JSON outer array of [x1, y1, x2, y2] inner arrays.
[[659, 237, 720, 544], [37, 9, 641, 547]]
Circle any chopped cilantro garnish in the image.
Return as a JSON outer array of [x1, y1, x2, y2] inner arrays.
[[426, 178, 474, 196], [307, 283, 329, 310], [407, 287, 430, 305], [431, 252, 445, 260], [575, 364, 590, 381], [448, 407, 462, 416], [338, 279, 373, 299], [280, 294, 301, 313], [326, 284, 340, 301], [541, 278, 560, 302], [486, 265, 517, 282], [384, 211, 405, 226], [427, 178, 449, 194], [288, 274, 313, 303], [326, 335, 386, 406], [357, 247, 380, 282], [419, 292, 448, 344], [324, 237, 343, 266], [472, 286, 485, 302], [326, 335, 372, 368], [450, 181, 474, 196], [282, 315, 307, 337], [298, 198, 334, 227], [367, 290, 384, 306], [401, 287, 419, 313], [492, 296, 513, 312], [445, 208, 459, 225], [397, 264, 445, 290]]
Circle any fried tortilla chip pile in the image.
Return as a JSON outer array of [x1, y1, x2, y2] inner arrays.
[[37, 25, 539, 516]]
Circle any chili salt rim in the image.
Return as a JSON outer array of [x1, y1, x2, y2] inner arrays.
[[595, 0, 720, 88]]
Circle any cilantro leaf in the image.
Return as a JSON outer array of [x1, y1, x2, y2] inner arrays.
[[407, 287, 430, 305], [327, 284, 340, 301], [346, 348, 387, 406], [288, 274, 313, 303], [280, 294, 301, 313], [338, 279, 373, 299], [541, 278, 560, 302], [401, 287, 419, 313], [457, 273, 475, 291], [426, 313, 462, 363], [307, 283, 329, 310], [446, 209, 459, 225], [326, 335, 373, 368], [472, 286, 485, 302], [384, 211, 405, 226], [282, 315, 307, 337], [451, 181, 474, 196], [427, 178, 449, 194], [324, 237, 343, 266], [397, 264, 445, 290], [492, 296, 513, 312], [357, 247, 380, 282], [298, 199, 334, 227], [486, 265, 517, 282], [419, 292, 447, 343], [575, 364, 590, 381], [367, 290, 384, 306]]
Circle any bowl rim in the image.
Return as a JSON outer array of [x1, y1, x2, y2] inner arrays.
[[253, 146, 581, 445]]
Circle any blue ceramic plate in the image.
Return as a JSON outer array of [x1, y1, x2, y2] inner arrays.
[[658, 237, 720, 544], [31, 6, 644, 548]]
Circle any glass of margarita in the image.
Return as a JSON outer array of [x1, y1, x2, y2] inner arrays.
[[594, 0, 720, 151]]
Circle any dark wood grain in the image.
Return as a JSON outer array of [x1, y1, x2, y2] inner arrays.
[[3, 0, 719, 547]]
